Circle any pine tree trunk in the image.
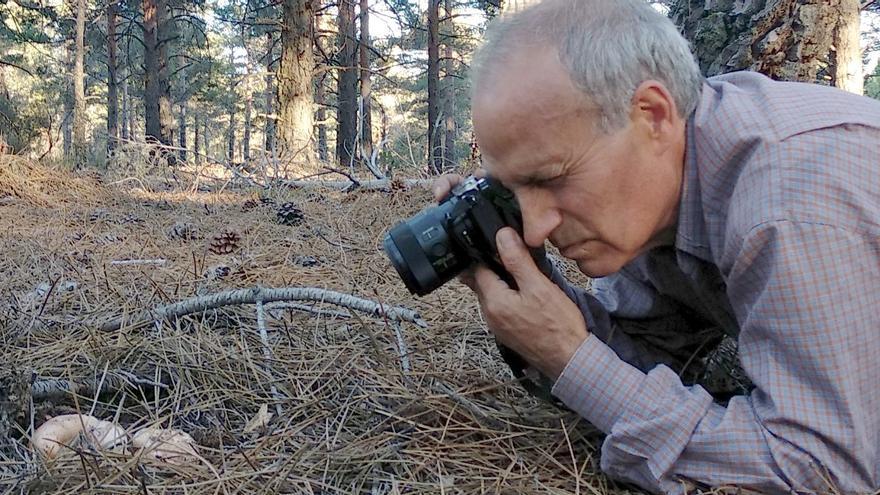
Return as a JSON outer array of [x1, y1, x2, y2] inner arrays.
[[227, 106, 236, 163], [142, 0, 173, 148], [263, 32, 276, 154], [277, 0, 316, 169], [121, 67, 129, 141], [427, 0, 443, 174], [193, 111, 201, 164], [442, 0, 456, 171], [177, 68, 189, 163], [107, 0, 119, 157], [358, 0, 373, 168], [336, 0, 358, 169], [72, 0, 87, 166], [243, 53, 253, 163], [672, 0, 862, 91], [63, 44, 73, 158]]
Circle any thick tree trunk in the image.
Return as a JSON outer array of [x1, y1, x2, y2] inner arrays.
[[427, 0, 443, 174], [107, 0, 119, 157], [336, 0, 358, 169], [72, 0, 87, 166], [277, 0, 316, 169], [358, 0, 373, 168], [142, 0, 173, 148], [672, 0, 862, 91], [442, 0, 456, 171]]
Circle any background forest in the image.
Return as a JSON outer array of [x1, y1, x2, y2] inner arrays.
[[1, 1, 880, 494], [1, 0, 879, 175]]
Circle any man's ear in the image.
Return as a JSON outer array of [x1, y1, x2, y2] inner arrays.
[[630, 80, 679, 141]]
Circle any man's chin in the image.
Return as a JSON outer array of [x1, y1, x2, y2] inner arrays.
[[575, 257, 625, 278]]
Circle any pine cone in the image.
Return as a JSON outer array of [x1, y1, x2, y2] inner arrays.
[[259, 196, 276, 207], [241, 199, 259, 211], [276, 202, 304, 226], [209, 230, 241, 254], [388, 178, 406, 192]]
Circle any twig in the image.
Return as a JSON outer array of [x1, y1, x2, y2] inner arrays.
[[99, 286, 428, 331], [109, 259, 167, 266], [265, 302, 352, 320], [255, 299, 284, 418], [280, 178, 431, 191], [30, 372, 168, 402]]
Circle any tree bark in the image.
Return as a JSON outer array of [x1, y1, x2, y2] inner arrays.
[[107, 0, 119, 157], [72, 0, 87, 166], [672, 0, 862, 91], [358, 0, 373, 168], [427, 0, 443, 174], [336, 0, 358, 169], [277, 0, 317, 169], [63, 44, 73, 158], [442, 0, 456, 171]]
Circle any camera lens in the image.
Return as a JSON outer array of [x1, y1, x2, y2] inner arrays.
[[383, 203, 469, 296]]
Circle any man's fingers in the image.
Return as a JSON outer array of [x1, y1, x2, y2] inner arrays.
[[431, 174, 464, 202], [496, 228, 543, 288]]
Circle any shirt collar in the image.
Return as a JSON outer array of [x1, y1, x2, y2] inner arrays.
[[674, 107, 713, 262]]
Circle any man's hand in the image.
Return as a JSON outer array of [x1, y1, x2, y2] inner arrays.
[[469, 227, 590, 379]]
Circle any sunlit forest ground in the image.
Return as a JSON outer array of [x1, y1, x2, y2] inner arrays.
[[0, 153, 664, 495]]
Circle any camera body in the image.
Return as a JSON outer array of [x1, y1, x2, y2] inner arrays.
[[383, 175, 527, 296], [383, 176, 561, 404]]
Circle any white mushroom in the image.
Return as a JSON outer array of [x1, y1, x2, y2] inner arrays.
[[31, 414, 128, 460], [132, 427, 199, 466]]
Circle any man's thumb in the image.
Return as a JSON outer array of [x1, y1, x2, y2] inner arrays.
[[496, 228, 539, 283]]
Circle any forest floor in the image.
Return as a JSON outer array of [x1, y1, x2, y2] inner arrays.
[[0, 154, 654, 494]]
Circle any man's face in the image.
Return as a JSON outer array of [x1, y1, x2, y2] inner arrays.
[[473, 49, 684, 277]]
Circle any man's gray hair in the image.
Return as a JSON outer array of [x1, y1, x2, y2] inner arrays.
[[472, 0, 703, 132]]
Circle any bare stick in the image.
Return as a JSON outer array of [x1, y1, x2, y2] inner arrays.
[[99, 286, 428, 331], [255, 299, 284, 417], [280, 178, 431, 191], [109, 259, 167, 266], [31, 372, 168, 402]]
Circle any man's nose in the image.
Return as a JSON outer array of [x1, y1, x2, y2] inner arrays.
[[519, 192, 561, 248]]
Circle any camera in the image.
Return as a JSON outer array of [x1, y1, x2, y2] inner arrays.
[[383, 176, 561, 404], [383, 175, 531, 296]]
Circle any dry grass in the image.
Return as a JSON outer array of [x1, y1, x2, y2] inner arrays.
[[0, 155, 641, 494]]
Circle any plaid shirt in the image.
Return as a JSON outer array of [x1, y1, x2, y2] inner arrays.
[[550, 72, 880, 493]]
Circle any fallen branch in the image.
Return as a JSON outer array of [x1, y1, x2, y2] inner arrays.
[[265, 302, 352, 320], [31, 371, 168, 402], [280, 178, 431, 191], [255, 299, 284, 417], [99, 286, 428, 332]]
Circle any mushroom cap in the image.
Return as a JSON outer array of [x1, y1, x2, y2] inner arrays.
[[132, 427, 199, 466], [31, 414, 128, 460]]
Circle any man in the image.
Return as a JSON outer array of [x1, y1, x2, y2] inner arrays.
[[433, 0, 880, 492]]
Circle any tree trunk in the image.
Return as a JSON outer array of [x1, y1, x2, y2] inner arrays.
[[193, 111, 201, 164], [358, 0, 373, 168], [121, 66, 129, 142], [501, 0, 534, 13], [672, 0, 862, 91], [336, 0, 358, 169], [427, 0, 443, 174], [142, 0, 173, 148], [72, 0, 87, 166], [107, 0, 119, 157], [227, 104, 236, 163], [263, 32, 276, 154], [442, 0, 456, 171], [178, 86, 188, 163], [277, 0, 316, 169], [203, 117, 210, 158], [243, 52, 253, 163], [63, 44, 73, 158]]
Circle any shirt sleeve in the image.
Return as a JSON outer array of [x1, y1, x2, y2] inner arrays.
[[552, 221, 880, 493]]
